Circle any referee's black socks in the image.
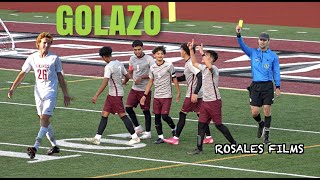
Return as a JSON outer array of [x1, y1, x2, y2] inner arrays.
[[264, 116, 271, 129]]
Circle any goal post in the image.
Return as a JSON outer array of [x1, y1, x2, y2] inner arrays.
[[168, 2, 176, 23], [0, 18, 17, 55]]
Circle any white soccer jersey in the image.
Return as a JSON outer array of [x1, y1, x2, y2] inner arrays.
[[21, 51, 62, 98], [184, 59, 203, 98], [198, 64, 221, 101], [104, 60, 128, 96], [129, 54, 155, 91], [149, 60, 176, 98]]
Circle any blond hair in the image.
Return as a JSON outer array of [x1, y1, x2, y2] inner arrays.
[[35, 32, 53, 48]]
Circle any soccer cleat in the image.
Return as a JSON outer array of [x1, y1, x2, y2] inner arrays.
[[135, 126, 144, 135], [203, 137, 214, 144], [187, 148, 202, 155], [263, 130, 271, 144], [47, 146, 60, 155], [257, 121, 265, 138], [127, 137, 141, 145], [27, 147, 37, 159], [163, 137, 179, 145], [84, 137, 101, 145], [139, 132, 152, 139], [263, 139, 271, 145], [153, 138, 164, 144]]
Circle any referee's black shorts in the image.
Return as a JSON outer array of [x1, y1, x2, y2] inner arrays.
[[247, 81, 274, 107]]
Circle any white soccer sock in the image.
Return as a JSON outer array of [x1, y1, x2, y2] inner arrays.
[[135, 125, 143, 130], [131, 133, 138, 139], [34, 126, 48, 150], [158, 134, 164, 139], [46, 124, 57, 146], [94, 134, 102, 140]]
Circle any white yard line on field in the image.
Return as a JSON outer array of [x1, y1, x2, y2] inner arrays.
[[0, 101, 319, 135], [0, 142, 318, 178]]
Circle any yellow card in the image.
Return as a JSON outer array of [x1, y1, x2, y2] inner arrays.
[[238, 19, 243, 28]]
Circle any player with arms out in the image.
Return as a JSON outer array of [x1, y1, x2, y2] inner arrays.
[[85, 46, 141, 146], [8, 32, 71, 159]]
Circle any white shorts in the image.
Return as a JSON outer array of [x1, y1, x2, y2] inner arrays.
[[34, 95, 57, 116]]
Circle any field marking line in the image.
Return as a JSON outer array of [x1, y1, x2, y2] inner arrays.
[[0, 78, 100, 91], [97, 143, 320, 178], [4, 20, 320, 43], [304, 144, 320, 149], [1, 68, 319, 98], [1, 142, 318, 178], [93, 154, 259, 178], [1, 101, 320, 135]]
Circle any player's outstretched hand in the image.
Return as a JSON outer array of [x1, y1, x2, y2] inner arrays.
[[91, 95, 98, 104], [8, 89, 14, 99], [140, 96, 146, 105], [64, 95, 73, 106]]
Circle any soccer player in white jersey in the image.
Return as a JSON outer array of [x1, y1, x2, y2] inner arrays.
[[8, 32, 71, 159], [125, 40, 155, 140], [187, 40, 237, 155], [140, 46, 181, 144], [164, 43, 213, 145], [85, 46, 140, 146]]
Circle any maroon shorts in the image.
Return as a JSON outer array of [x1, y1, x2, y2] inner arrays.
[[181, 97, 202, 113], [153, 98, 172, 114], [198, 99, 222, 125], [103, 95, 125, 114], [126, 89, 151, 111]]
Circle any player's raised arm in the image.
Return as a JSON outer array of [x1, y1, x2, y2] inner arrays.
[[189, 39, 200, 69]]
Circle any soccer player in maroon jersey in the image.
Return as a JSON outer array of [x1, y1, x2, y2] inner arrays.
[[85, 46, 140, 146], [187, 40, 237, 154], [125, 40, 155, 139], [140, 46, 181, 144], [163, 43, 213, 145]]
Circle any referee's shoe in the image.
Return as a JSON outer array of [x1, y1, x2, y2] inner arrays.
[[262, 128, 271, 144]]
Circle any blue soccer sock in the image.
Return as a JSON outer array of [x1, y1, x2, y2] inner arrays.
[[46, 124, 57, 147], [34, 126, 48, 150]]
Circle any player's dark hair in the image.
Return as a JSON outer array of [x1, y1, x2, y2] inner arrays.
[[180, 43, 196, 56], [99, 46, 112, 57], [152, 46, 166, 55], [132, 40, 143, 47], [206, 50, 218, 62]]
